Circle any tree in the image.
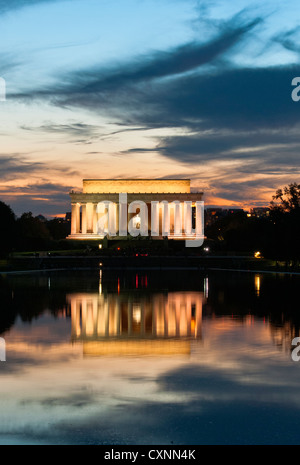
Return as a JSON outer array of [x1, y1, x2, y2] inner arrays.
[[0, 201, 16, 257], [46, 218, 70, 240], [270, 182, 300, 212], [16, 212, 51, 250], [268, 183, 300, 263], [205, 183, 300, 263]]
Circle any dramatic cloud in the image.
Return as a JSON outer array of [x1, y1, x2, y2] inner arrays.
[[0, 154, 79, 181], [0, 182, 73, 216], [4, 4, 300, 209], [12, 15, 262, 107], [0, 53, 21, 75], [0, 154, 79, 215], [60, 16, 261, 93], [20, 122, 103, 144], [12, 14, 298, 136], [153, 129, 300, 162], [0, 0, 70, 15], [274, 26, 300, 54], [0, 154, 44, 180]]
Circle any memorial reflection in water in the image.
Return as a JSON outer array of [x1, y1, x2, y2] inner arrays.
[[69, 279, 204, 356]]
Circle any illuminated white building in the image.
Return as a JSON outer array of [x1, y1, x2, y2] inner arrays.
[[69, 291, 204, 356], [67, 179, 204, 241]]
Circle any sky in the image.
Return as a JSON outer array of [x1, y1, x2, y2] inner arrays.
[[0, 0, 300, 216]]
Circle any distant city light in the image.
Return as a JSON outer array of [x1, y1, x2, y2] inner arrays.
[[254, 251, 261, 258], [204, 277, 209, 298], [255, 275, 261, 296]]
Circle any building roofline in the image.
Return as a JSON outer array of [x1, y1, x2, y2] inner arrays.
[[70, 191, 204, 195], [82, 178, 191, 181]]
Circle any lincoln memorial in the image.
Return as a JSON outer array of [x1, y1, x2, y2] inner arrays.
[[69, 290, 204, 356], [67, 178, 204, 241]]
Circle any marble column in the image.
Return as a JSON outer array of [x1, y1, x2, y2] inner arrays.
[[164, 299, 169, 337], [184, 201, 192, 235], [116, 299, 121, 335], [71, 298, 80, 338], [174, 201, 182, 235], [93, 203, 98, 234], [140, 203, 148, 236], [108, 202, 117, 236], [195, 295, 203, 338], [81, 203, 87, 234], [195, 201, 204, 237], [162, 202, 169, 237], [151, 202, 159, 236], [71, 203, 77, 235], [116, 203, 119, 236], [71, 203, 80, 235], [86, 203, 93, 233], [81, 299, 87, 338], [76, 204, 81, 234]]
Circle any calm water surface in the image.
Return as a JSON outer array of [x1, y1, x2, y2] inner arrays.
[[0, 269, 300, 445]]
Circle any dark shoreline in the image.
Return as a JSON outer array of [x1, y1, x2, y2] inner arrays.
[[0, 255, 299, 275]]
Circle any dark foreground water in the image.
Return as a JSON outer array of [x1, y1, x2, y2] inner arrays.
[[0, 269, 300, 445]]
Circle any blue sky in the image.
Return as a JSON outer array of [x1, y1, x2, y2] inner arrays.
[[0, 0, 300, 215]]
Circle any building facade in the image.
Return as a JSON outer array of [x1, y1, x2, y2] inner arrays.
[[67, 179, 204, 240], [69, 290, 203, 356]]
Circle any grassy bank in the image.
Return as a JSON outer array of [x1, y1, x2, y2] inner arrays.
[[0, 254, 298, 274]]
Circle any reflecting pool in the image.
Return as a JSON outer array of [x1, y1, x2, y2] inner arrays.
[[0, 269, 300, 445]]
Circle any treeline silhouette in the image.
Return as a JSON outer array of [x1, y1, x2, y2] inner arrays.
[[0, 182, 299, 260], [0, 204, 70, 257], [204, 182, 300, 262]]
